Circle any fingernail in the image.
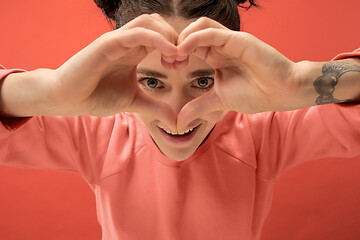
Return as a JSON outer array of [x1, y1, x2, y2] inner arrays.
[[174, 59, 189, 70], [176, 55, 188, 62], [161, 59, 173, 70], [162, 55, 176, 63]]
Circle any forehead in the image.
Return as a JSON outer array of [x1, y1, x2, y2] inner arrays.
[[164, 17, 195, 33]]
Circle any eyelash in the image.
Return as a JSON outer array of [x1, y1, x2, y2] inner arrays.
[[137, 77, 215, 92], [194, 77, 215, 91], [137, 77, 164, 92]]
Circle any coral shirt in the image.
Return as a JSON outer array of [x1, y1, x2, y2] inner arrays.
[[0, 49, 360, 240]]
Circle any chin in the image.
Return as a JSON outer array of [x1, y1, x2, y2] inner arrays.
[[161, 147, 196, 161]]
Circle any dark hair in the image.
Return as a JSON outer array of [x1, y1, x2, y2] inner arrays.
[[94, 0, 258, 31]]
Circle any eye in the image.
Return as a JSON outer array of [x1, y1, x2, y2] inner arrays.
[[192, 77, 214, 91], [145, 78, 159, 88], [138, 77, 164, 90]]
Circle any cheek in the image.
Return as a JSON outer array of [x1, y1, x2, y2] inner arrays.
[[134, 113, 156, 128], [186, 86, 212, 100]]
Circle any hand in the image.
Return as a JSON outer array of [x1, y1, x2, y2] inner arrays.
[[176, 18, 300, 129], [49, 14, 178, 128]]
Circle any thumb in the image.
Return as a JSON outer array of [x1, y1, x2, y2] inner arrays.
[[177, 91, 224, 131], [127, 91, 178, 131]]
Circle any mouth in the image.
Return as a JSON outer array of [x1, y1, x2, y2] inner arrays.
[[157, 124, 202, 145]]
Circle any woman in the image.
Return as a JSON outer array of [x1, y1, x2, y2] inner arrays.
[[0, 0, 359, 239]]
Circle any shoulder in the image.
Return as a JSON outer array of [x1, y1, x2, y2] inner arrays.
[[95, 113, 149, 179]]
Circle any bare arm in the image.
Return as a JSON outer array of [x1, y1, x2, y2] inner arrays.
[[0, 14, 179, 129], [294, 58, 360, 108], [0, 69, 60, 117]]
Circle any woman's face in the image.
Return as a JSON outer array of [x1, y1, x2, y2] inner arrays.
[[135, 17, 226, 161]]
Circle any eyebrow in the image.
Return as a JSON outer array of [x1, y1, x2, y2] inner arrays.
[[189, 69, 215, 78], [137, 68, 167, 79], [136, 68, 215, 79]]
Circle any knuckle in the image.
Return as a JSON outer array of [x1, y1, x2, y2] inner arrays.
[[237, 32, 254, 45], [238, 31, 251, 38], [209, 28, 219, 39], [127, 14, 150, 25], [135, 14, 162, 28], [133, 27, 160, 41], [98, 31, 113, 43], [131, 26, 144, 32], [133, 14, 152, 24], [150, 13, 162, 19], [197, 16, 211, 24], [207, 27, 216, 34], [139, 13, 151, 19], [131, 27, 151, 36]]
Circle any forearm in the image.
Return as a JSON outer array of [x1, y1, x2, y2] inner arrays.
[[294, 58, 360, 108], [0, 69, 59, 117]]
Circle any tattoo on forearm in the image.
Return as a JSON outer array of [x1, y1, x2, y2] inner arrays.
[[313, 62, 360, 105]]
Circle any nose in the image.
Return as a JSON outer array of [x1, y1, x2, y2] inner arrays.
[[163, 90, 196, 133], [167, 90, 192, 115]]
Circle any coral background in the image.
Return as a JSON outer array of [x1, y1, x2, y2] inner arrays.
[[0, 0, 359, 239]]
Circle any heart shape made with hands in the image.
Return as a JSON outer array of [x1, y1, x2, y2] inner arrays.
[[135, 15, 296, 132], [135, 17, 233, 133]]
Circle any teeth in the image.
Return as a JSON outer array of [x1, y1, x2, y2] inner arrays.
[[161, 127, 196, 136]]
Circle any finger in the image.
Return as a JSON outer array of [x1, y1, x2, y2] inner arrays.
[[177, 91, 224, 131], [128, 91, 178, 131], [60, 27, 177, 89], [178, 17, 228, 45], [119, 14, 180, 65], [173, 59, 189, 71], [177, 28, 234, 59], [146, 14, 181, 65], [193, 46, 211, 60], [122, 14, 179, 46], [121, 14, 180, 65], [149, 13, 180, 44], [102, 28, 178, 62], [161, 55, 176, 63], [161, 58, 173, 70]]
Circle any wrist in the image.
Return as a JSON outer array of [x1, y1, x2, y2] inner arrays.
[[331, 58, 360, 102], [290, 61, 322, 109], [0, 68, 59, 117], [293, 59, 360, 108]]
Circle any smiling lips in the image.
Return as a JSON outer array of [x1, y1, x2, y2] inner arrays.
[[158, 124, 201, 145]]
